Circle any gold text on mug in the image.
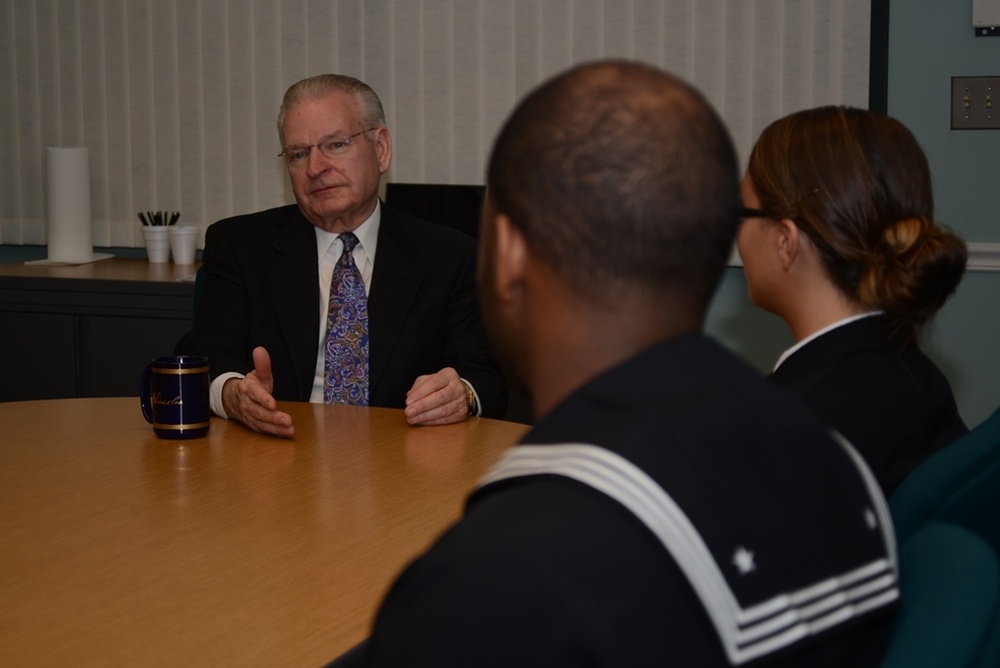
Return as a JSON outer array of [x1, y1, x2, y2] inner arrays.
[[152, 393, 183, 406]]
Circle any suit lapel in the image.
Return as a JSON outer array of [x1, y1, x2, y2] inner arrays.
[[268, 208, 322, 398], [368, 208, 423, 392]]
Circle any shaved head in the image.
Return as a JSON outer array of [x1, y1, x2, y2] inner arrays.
[[487, 60, 739, 311]]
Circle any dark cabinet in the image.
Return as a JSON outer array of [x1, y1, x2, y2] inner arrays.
[[0, 259, 197, 402]]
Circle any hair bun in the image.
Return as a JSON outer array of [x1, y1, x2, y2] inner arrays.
[[882, 216, 928, 258], [862, 217, 967, 327]]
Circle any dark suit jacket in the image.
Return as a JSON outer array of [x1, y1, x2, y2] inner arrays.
[[175, 202, 507, 418], [769, 315, 967, 494]]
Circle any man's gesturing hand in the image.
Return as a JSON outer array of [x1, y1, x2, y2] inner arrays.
[[222, 346, 295, 438]]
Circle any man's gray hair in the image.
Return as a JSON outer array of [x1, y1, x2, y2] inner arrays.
[[277, 74, 385, 146]]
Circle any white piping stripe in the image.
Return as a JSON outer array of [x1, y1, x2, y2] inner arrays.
[[737, 588, 899, 663], [830, 430, 899, 566], [852, 588, 901, 617], [742, 558, 894, 624], [844, 574, 899, 603], [736, 572, 898, 645], [738, 609, 808, 644], [483, 445, 740, 641], [480, 443, 898, 665]]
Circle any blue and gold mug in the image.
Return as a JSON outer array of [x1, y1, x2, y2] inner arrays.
[[140, 355, 210, 439]]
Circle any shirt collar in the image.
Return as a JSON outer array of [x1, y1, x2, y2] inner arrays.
[[314, 200, 382, 261], [773, 311, 884, 372]]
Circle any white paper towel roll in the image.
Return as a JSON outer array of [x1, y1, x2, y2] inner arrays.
[[46, 146, 94, 263]]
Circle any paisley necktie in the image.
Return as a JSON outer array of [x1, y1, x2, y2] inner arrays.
[[323, 232, 369, 405]]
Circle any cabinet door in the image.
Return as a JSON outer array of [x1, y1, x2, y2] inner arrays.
[[0, 312, 78, 401], [79, 316, 193, 397]]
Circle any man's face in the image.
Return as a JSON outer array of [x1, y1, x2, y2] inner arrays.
[[280, 90, 391, 233]]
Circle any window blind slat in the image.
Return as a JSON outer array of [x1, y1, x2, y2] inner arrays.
[[0, 0, 870, 247]]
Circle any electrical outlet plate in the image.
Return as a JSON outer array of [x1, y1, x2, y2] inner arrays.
[[952, 76, 1000, 129]]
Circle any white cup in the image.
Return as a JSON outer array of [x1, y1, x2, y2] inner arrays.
[[141, 226, 171, 263], [168, 225, 199, 265]]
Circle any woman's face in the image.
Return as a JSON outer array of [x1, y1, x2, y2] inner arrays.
[[736, 173, 782, 314]]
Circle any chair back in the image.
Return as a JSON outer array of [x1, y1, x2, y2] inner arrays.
[[192, 263, 206, 321], [880, 522, 1000, 668], [890, 407, 1000, 546]]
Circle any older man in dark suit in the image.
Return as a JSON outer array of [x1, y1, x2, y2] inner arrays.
[[175, 74, 506, 437]]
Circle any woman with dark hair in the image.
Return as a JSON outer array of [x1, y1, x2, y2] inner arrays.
[[738, 105, 968, 494]]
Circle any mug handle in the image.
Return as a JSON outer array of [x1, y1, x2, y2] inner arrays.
[[139, 363, 153, 423]]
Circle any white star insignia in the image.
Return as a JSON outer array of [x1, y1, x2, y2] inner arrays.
[[864, 508, 878, 530], [732, 546, 756, 575]]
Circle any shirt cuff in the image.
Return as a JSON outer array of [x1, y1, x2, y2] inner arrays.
[[459, 378, 482, 417], [210, 372, 245, 419]]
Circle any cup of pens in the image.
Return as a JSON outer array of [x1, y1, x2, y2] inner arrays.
[[139, 211, 181, 263]]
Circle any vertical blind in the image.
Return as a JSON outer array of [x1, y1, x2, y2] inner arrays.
[[0, 0, 870, 248]]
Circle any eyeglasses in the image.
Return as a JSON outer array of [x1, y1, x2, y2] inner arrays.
[[279, 128, 378, 168], [739, 206, 767, 219]]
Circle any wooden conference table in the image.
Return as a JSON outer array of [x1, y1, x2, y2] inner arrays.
[[0, 398, 528, 667]]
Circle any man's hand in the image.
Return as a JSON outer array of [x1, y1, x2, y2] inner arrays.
[[222, 347, 295, 438], [404, 367, 471, 426]]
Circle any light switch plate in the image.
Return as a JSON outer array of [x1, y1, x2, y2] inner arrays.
[[952, 76, 1000, 129]]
